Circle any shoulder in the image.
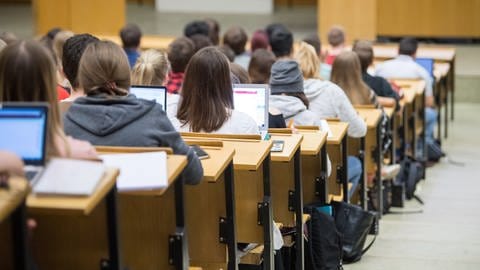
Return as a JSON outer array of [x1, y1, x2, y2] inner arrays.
[[228, 110, 259, 134]]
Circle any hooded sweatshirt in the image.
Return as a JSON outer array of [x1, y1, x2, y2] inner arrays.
[[269, 95, 321, 126], [303, 79, 367, 138], [64, 94, 203, 185]]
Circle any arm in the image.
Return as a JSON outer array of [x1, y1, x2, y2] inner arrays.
[[376, 96, 397, 108], [0, 151, 24, 176], [416, 65, 435, 107]]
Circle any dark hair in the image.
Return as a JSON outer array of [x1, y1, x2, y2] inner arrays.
[[270, 27, 293, 58], [250, 30, 269, 52], [184, 20, 211, 38], [190, 34, 213, 53], [303, 34, 321, 56], [167, 37, 195, 73], [248, 49, 276, 84], [177, 47, 233, 133], [218, 45, 235, 62], [399, 37, 418, 56], [352, 40, 373, 73], [223, 26, 247, 55], [328, 26, 345, 47], [265, 23, 286, 40], [120, 23, 142, 49], [272, 91, 310, 108], [205, 18, 220, 45], [230, 63, 251, 83], [62, 33, 99, 88]]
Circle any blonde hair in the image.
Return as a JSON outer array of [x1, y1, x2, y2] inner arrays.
[[330, 51, 371, 105], [294, 41, 320, 79], [53, 30, 74, 68], [78, 41, 130, 96], [131, 49, 170, 86]]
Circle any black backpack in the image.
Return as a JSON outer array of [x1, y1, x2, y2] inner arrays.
[[395, 157, 424, 200]]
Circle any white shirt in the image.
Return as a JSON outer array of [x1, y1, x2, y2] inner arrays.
[[375, 55, 433, 96]]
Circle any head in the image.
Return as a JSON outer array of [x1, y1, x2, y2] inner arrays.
[[0, 31, 18, 45], [248, 49, 276, 84], [223, 26, 248, 55], [39, 27, 62, 65], [205, 18, 220, 45], [62, 33, 100, 89], [177, 47, 233, 132], [328, 25, 345, 47], [250, 30, 269, 52], [217, 45, 235, 62], [352, 40, 373, 73], [399, 37, 418, 57], [184, 20, 211, 39], [78, 41, 130, 97], [53, 30, 74, 69], [167, 37, 195, 73], [131, 49, 170, 86], [302, 34, 321, 57], [190, 34, 213, 53], [270, 26, 293, 58], [0, 40, 64, 156], [230, 63, 251, 84], [265, 23, 285, 40], [294, 42, 320, 79], [269, 60, 309, 107], [120, 23, 142, 49], [330, 51, 371, 105], [0, 40, 6, 52]]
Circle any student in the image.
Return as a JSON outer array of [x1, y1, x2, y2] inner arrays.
[[184, 20, 211, 39], [39, 27, 62, 63], [0, 31, 18, 45], [324, 25, 346, 65], [120, 23, 142, 68], [53, 30, 74, 101], [190, 34, 213, 53], [223, 26, 250, 70], [0, 40, 97, 159], [218, 44, 235, 62], [166, 37, 195, 94], [204, 18, 220, 46], [250, 30, 269, 52], [173, 47, 258, 134], [268, 24, 293, 59], [352, 40, 400, 110], [302, 34, 332, 80]]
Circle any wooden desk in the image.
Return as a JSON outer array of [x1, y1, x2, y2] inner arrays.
[[96, 34, 176, 50], [27, 168, 121, 270], [0, 178, 29, 270]]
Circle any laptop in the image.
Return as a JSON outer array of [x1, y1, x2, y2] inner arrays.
[[0, 103, 48, 183], [130, 85, 167, 110], [233, 84, 269, 138], [415, 58, 434, 79]]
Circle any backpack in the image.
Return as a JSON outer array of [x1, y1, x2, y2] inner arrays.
[[395, 157, 424, 200]]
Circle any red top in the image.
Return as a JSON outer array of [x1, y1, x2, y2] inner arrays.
[[56, 85, 70, 101], [324, 54, 337, 66], [166, 72, 184, 94]]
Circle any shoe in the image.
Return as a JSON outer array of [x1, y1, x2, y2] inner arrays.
[[382, 164, 401, 179]]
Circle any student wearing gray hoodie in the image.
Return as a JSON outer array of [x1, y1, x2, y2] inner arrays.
[[63, 41, 203, 185]]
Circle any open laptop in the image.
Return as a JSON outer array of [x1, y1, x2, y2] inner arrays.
[[233, 84, 269, 138], [0, 103, 48, 183], [130, 85, 167, 111], [415, 57, 434, 79]]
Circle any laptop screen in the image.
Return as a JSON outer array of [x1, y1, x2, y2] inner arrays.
[[0, 104, 48, 165], [233, 84, 269, 130], [415, 58, 434, 78], [130, 85, 167, 110]]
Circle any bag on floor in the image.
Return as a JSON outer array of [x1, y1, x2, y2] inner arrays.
[[304, 203, 343, 270], [427, 141, 445, 162], [331, 201, 377, 263], [396, 157, 424, 200], [367, 181, 391, 214]]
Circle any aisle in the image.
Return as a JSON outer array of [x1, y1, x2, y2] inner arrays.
[[345, 103, 480, 270]]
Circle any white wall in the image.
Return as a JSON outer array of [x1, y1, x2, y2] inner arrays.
[[155, 0, 273, 14]]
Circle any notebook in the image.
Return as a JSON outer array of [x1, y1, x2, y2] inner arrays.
[[130, 85, 167, 111], [233, 84, 269, 138]]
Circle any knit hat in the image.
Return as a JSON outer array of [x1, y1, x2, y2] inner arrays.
[[269, 60, 304, 94]]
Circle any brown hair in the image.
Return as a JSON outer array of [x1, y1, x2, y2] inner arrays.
[[230, 63, 251, 84], [78, 41, 130, 96], [330, 51, 371, 105], [131, 49, 170, 86], [352, 40, 373, 73], [177, 47, 233, 132], [295, 41, 321, 79], [248, 49, 276, 84], [328, 25, 345, 47], [223, 26, 248, 55], [168, 37, 195, 73], [53, 30, 74, 69], [0, 40, 67, 157]]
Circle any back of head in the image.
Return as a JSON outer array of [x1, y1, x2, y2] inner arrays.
[[270, 26, 293, 58], [294, 41, 320, 79], [328, 25, 345, 47], [184, 20, 211, 39], [352, 40, 374, 73], [205, 18, 220, 45], [223, 26, 248, 55], [53, 30, 74, 68], [178, 47, 233, 132], [269, 59, 308, 107], [78, 41, 131, 96], [251, 30, 269, 52], [248, 48, 276, 84], [217, 45, 235, 62], [120, 24, 142, 49], [39, 27, 62, 65], [230, 62, 251, 83], [131, 49, 170, 86], [168, 37, 195, 73], [190, 34, 213, 53], [62, 33, 100, 88], [302, 34, 321, 57], [265, 23, 285, 40], [399, 37, 418, 56], [0, 31, 18, 45], [330, 51, 370, 105]]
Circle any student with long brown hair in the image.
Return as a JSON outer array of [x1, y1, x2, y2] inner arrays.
[[63, 41, 203, 184]]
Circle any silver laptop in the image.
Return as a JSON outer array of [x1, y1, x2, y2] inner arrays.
[[233, 84, 269, 138], [130, 85, 167, 111], [0, 103, 48, 183]]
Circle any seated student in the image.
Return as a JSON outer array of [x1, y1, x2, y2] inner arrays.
[[204, 18, 220, 46], [250, 30, 269, 53], [184, 20, 211, 40], [0, 40, 97, 159], [39, 27, 62, 61], [218, 44, 235, 62], [352, 40, 400, 110], [324, 25, 346, 65], [120, 23, 142, 68], [166, 37, 195, 94], [63, 41, 203, 185], [223, 26, 250, 70], [267, 24, 293, 59], [190, 34, 213, 53], [0, 31, 18, 45], [53, 30, 74, 101], [302, 34, 332, 80], [172, 47, 258, 134]]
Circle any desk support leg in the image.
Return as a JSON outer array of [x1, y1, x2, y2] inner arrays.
[[376, 123, 383, 217], [12, 202, 28, 270], [320, 145, 328, 204], [262, 155, 273, 270], [360, 137, 367, 211], [451, 60, 455, 121], [422, 92, 427, 179], [293, 149, 304, 270], [224, 161, 238, 270], [445, 80, 449, 139], [105, 186, 122, 270], [341, 137, 349, 203], [173, 178, 188, 270]]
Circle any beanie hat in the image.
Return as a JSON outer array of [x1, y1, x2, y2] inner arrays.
[[269, 60, 304, 94]]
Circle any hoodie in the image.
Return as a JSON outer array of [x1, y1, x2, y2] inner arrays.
[[64, 94, 203, 185], [269, 95, 321, 126], [303, 79, 367, 138]]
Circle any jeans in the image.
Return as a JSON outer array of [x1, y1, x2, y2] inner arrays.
[[425, 107, 437, 144], [347, 156, 362, 200]]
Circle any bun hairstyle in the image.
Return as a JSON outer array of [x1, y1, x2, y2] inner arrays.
[[131, 49, 170, 86]]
